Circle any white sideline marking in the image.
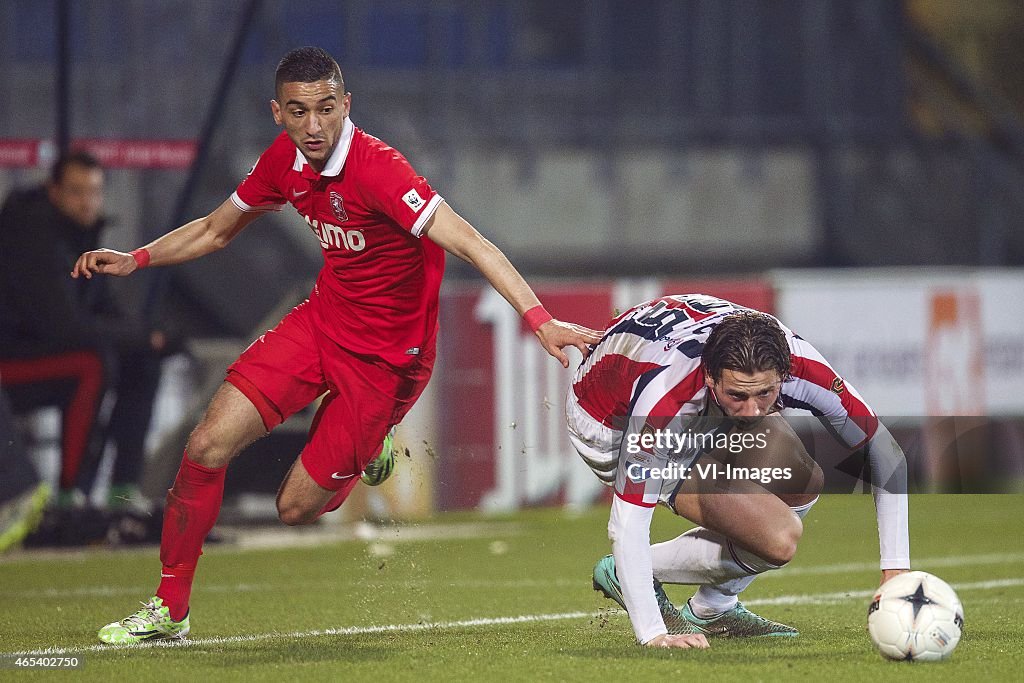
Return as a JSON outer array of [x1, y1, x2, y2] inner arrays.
[[7, 611, 601, 656], [233, 520, 526, 550], [743, 577, 1024, 607], [0, 578, 582, 601], [4, 577, 1022, 657], [762, 552, 1024, 579], [4, 551, 1020, 600]]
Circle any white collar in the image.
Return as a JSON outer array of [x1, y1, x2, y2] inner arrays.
[[291, 116, 355, 176]]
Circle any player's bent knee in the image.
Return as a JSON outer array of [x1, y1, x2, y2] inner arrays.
[[764, 517, 802, 566], [184, 424, 216, 465], [185, 423, 233, 468], [758, 546, 794, 569], [767, 540, 797, 567], [277, 503, 318, 527], [186, 382, 268, 468]]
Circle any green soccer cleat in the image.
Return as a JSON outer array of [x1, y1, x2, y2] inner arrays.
[[98, 597, 190, 644], [0, 482, 50, 554], [361, 427, 397, 486], [591, 554, 703, 635], [681, 600, 799, 637]]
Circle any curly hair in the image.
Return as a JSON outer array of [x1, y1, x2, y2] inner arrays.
[[702, 311, 791, 382]]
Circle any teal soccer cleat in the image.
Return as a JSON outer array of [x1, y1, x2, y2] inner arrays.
[[681, 600, 799, 637], [592, 554, 703, 635]]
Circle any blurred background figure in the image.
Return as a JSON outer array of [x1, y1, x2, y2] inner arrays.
[[0, 152, 175, 544]]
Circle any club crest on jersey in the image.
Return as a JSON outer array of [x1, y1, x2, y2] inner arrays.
[[638, 424, 656, 453], [330, 191, 349, 222], [831, 377, 845, 395]]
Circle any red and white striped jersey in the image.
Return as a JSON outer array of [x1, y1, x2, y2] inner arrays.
[[572, 294, 879, 449], [567, 295, 910, 643]]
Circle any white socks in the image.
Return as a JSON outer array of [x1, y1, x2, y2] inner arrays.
[[690, 579, 753, 618], [654, 498, 819, 618], [651, 526, 776, 584]]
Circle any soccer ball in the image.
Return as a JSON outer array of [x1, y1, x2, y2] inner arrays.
[[867, 571, 964, 661]]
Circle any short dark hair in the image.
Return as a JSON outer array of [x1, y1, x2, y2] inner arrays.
[[275, 46, 344, 96], [702, 311, 791, 382], [50, 150, 102, 185]]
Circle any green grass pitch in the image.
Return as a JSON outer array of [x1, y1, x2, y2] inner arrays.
[[1, 494, 1022, 681]]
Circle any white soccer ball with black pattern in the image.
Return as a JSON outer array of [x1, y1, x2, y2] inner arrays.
[[867, 571, 964, 661]]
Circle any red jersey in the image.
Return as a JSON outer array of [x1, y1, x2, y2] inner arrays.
[[230, 118, 446, 368]]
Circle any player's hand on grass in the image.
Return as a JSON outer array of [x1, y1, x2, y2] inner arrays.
[[534, 320, 603, 368], [71, 248, 138, 279], [880, 568, 910, 586], [645, 633, 710, 649]]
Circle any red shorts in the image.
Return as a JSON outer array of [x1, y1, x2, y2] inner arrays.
[[226, 298, 434, 491]]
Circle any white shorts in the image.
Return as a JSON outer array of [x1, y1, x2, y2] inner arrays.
[[565, 387, 622, 485], [567, 389, 686, 507]]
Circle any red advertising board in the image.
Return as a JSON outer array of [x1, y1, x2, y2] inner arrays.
[[0, 138, 196, 169], [661, 278, 774, 313], [435, 277, 773, 511], [436, 282, 615, 511]]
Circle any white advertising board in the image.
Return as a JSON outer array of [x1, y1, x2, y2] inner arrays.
[[774, 269, 1024, 416]]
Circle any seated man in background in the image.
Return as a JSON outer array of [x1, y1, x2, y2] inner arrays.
[[0, 151, 172, 538], [566, 294, 910, 649]]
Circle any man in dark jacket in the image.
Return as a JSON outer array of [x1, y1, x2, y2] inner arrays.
[[0, 151, 167, 514]]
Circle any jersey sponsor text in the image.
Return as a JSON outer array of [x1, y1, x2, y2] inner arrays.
[[304, 214, 365, 251]]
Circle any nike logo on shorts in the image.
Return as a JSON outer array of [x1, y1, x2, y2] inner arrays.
[[331, 472, 355, 480]]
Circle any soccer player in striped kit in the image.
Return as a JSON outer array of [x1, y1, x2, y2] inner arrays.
[[566, 294, 910, 649], [74, 47, 601, 643]]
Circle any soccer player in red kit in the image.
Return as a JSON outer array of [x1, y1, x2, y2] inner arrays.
[[73, 47, 601, 644]]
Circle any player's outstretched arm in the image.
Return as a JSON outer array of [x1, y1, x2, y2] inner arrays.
[[861, 422, 912, 578], [607, 493, 690, 645], [421, 202, 602, 367], [71, 198, 261, 279]]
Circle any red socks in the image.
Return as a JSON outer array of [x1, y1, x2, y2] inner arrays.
[[156, 452, 226, 621]]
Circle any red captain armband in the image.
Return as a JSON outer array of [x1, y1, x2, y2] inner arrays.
[[130, 248, 151, 269], [523, 305, 553, 333]]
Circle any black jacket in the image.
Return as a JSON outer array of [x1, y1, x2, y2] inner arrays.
[[0, 186, 150, 355]]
